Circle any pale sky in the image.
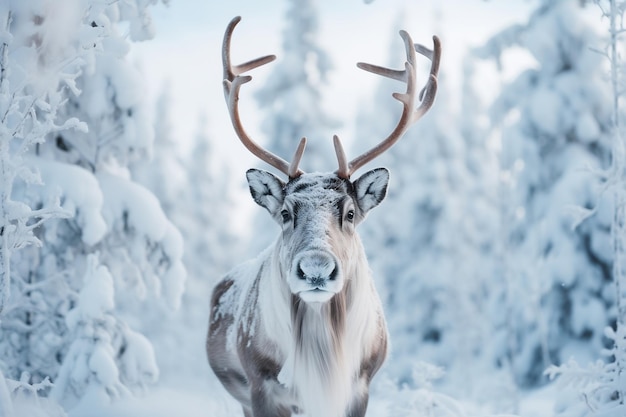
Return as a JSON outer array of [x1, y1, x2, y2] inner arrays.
[[131, 0, 537, 175]]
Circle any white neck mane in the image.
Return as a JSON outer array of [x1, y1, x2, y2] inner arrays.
[[257, 239, 381, 417]]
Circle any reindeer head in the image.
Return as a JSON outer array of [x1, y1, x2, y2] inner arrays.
[[247, 169, 388, 303], [223, 16, 441, 304]]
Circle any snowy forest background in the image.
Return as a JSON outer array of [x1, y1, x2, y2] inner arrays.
[[1, 0, 626, 416]]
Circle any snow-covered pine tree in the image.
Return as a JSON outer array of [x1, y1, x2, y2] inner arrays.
[[50, 253, 158, 408], [45, 1, 186, 405], [131, 82, 185, 217], [476, 0, 613, 387], [0, 2, 88, 317], [545, 1, 626, 415], [181, 114, 239, 284], [0, 0, 186, 411], [254, 0, 337, 174], [0, 0, 96, 387], [450, 53, 505, 400], [137, 113, 242, 380]]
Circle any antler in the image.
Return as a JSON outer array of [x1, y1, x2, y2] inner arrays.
[[223, 16, 306, 179], [335, 32, 442, 179]]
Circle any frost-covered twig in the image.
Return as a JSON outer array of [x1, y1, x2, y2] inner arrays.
[[0, 4, 85, 315]]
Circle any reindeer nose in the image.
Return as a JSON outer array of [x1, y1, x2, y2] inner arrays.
[[296, 252, 338, 284]]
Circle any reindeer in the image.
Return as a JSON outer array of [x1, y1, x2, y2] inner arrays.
[[207, 16, 441, 417]]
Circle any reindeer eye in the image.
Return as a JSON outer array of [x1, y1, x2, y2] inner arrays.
[[281, 209, 291, 223], [346, 210, 355, 222]]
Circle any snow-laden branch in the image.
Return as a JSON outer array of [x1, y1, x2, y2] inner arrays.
[[0, 1, 178, 414], [0, 3, 90, 315]]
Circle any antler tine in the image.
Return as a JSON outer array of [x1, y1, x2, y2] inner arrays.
[[336, 32, 441, 179], [414, 35, 441, 118], [287, 137, 307, 178], [222, 16, 305, 179], [333, 135, 349, 179]]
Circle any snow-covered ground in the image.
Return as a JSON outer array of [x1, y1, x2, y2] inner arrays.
[[68, 379, 235, 417], [62, 368, 559, 417]]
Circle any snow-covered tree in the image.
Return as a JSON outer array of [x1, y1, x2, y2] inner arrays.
[[180, 115, 239, 282], [50, 253, 158, 408], [0, 0, 185, 412], [544, 1, 626, 415], [476, 0, 613, 387], [131, 82, 185, 217], [0, 0, 97, 387], [254, 0, 337, 174], [0, 2, 87, 317], [139, 114, 241, 379]]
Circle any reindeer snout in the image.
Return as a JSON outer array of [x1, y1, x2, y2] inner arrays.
[[296, 252, 338, 285]]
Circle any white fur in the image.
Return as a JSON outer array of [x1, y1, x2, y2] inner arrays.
[[255, 236, 385, 417], [211, 171, 389, 417]]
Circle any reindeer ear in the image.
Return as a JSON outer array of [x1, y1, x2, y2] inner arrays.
[[246, 169, 285, 215], [353, 168, 389, 215]]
